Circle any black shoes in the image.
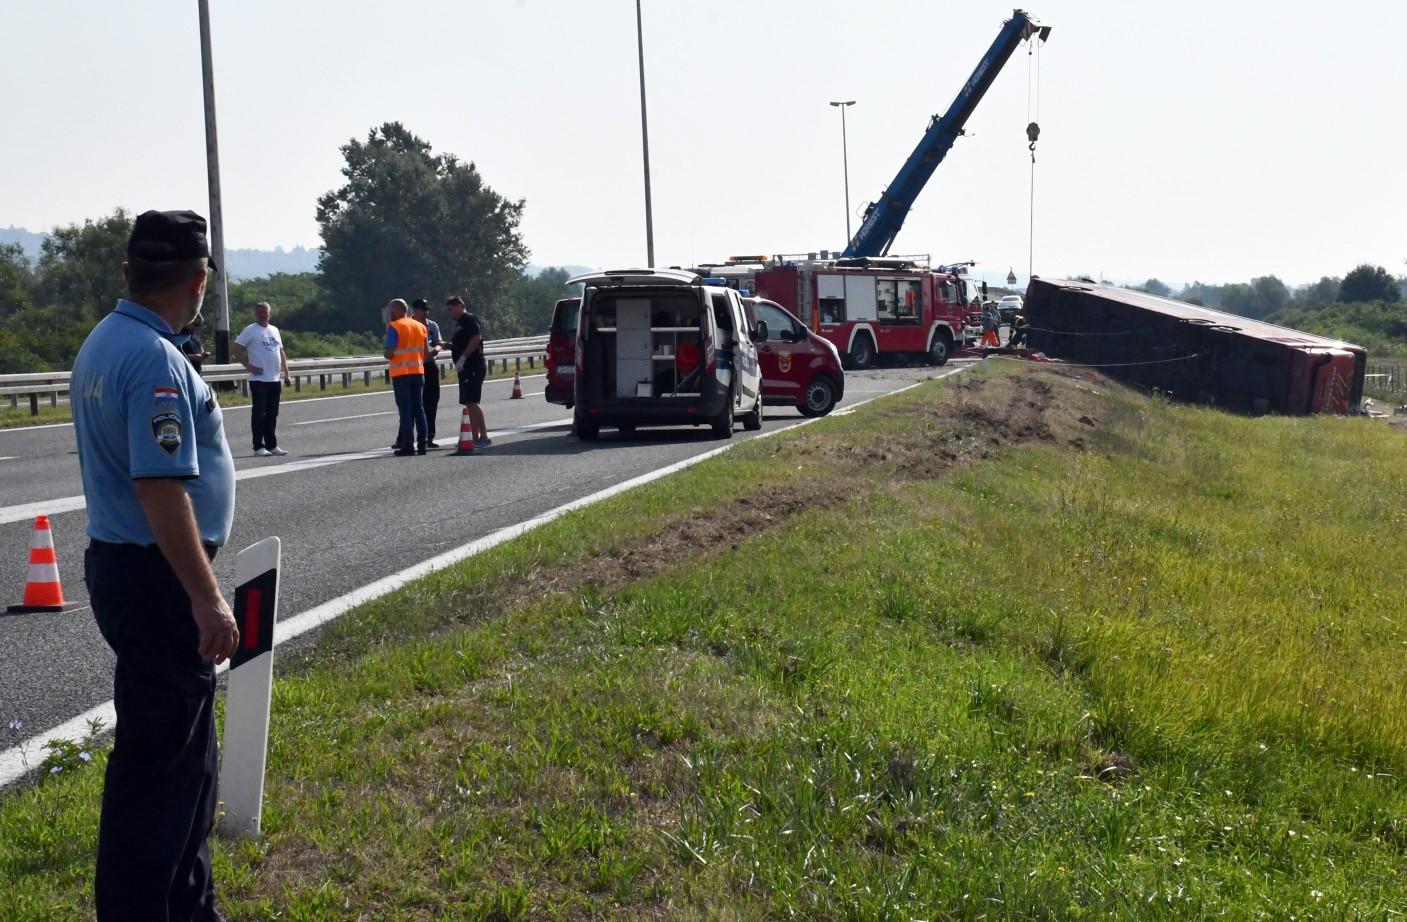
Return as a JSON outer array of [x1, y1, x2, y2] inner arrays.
[[393, 448, 415, 457]]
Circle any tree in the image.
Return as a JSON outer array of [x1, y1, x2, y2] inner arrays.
[[37, 208, 133, 321], [499, 268, 575, 338], [0, 243, 32, 321], [1135, 278, 1171, 297], [316, 123, 529, 332], [1339, 264, 1400, 304], [1294, 276, 1340, 308]]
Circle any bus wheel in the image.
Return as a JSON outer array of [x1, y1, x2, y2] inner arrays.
[[928, 332, 952, 366], [849, 335, 876, 370]]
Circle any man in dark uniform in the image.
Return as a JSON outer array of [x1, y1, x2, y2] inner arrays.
[[411, 298, 444, 447], [70, 210, 239, 922], [446, 295, 490, 448]]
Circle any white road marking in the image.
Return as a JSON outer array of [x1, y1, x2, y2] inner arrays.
[[0, 373, 550, 433], [0, 456, 16, 462], [292, 411, 396, 426], [0, 373, 961, 788]]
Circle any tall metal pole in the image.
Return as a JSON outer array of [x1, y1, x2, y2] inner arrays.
[[635, 0, 655, 267], [830, 101, 856, 245], [198, 0, 231, 365]]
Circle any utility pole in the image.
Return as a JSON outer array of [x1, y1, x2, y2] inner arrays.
[[635, 0, 655, 267], [829, 101, 856, 245], [198, 0, 231, 365]]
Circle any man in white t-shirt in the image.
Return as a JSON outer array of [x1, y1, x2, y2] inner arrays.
[[233, 301, 291, 456]]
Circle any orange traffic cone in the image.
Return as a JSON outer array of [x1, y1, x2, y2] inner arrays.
[[510, 372, 523, 399], [7, 515, 76, 614], [453, 407, 476, 455]]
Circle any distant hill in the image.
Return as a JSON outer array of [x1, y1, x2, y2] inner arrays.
[[225, 246, 320, 280], [0, 226, 46, 261]]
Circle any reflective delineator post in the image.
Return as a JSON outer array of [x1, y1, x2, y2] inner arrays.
[[219, 536, 280, 839]]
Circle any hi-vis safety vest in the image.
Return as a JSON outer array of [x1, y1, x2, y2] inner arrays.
[[388, 317, 428, 378]]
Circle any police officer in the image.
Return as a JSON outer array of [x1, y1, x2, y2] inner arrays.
[[411, 298, 443, 447], [70, 210, 239, 922]]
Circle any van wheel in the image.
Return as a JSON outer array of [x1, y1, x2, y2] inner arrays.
[[741, 395, 762, 431], [798, 376, 837, 417], [928, 332, 952, 367], [575, 416, 599, 441], [848, 335, 876, 370], [711, 395, 734, 439]]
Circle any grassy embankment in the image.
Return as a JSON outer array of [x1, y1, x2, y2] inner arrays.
[[2, 362, 1404, 919]]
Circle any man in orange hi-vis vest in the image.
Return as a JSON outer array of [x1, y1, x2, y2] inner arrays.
[[383, 298, 430, 455]]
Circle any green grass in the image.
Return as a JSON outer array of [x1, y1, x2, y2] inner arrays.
[[3, 364, 1404, 919]]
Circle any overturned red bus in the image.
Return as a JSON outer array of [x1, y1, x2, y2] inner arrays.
[[1022, 278, 1366, 415]]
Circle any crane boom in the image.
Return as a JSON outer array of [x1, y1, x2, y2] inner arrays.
[[842, 9, 1051, 259]]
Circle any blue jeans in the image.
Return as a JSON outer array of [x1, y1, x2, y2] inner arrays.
[[392, 374, 427, 450]]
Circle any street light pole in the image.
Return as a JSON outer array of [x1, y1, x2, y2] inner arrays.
[[198, 0, 231, 365], [829, 100, 856, 245], [635, 0, 655, 267]]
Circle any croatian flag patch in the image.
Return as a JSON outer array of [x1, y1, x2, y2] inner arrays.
[[154, 386, 180, 400]]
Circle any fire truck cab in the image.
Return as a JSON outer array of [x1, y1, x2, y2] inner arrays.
[[750, 256, 978, 369]]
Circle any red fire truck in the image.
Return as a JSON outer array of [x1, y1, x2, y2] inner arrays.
[[731, 255, 983, 369]]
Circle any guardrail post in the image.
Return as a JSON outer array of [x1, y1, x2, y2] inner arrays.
[[319, 374, 326, 391], [240, 381, 248, 398], [9, 396, 16, 411], [364, 371, 371, 387], [342, 373, 350, 389], [29, 394, 39, 417], [294, 376, 301, 393]]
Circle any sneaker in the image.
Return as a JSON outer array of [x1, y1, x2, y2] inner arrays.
[[416, 447, 427, 456], [425, 439, 439, 449], [268, 447, 288, 456], [254, 448, 270, 457], [475, 437, 493, 448]]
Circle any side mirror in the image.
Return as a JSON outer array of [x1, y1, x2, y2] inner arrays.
[[751, 320, 769, 343]]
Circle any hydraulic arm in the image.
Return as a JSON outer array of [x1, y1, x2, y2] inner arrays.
[[843, 9, 1051, 258]]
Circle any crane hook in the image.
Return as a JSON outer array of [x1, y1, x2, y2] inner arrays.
[[1026, 121, 1040, 151]]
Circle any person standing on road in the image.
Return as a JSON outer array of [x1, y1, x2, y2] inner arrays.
[[979, 300, 1001, 348], [1008, 313, 1030, 349], [233, 301, 290, 456], [176, 316, 210, 374], [385, 298, 430, 455], [412, 298, 444, 448], [70, 209, 239, 922], [446, 295, 490, 449]]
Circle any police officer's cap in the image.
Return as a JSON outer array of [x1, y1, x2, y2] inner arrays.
[[411, 298, 430, 312], [127, 210, 218, 274]]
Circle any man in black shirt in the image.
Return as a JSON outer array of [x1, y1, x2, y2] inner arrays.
[[446, 295, 490, 449]]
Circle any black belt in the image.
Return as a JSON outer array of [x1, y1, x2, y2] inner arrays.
[[89, 539, 220, 559]]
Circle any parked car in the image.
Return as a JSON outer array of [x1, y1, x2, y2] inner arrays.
[[997, 294, 1023, 325], [544, 297, 580, 407], [742, 297, 845, 416], [570, 269, 765, 441]]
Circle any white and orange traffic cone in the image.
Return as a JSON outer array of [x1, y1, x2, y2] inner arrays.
[[453, 407, 476, 455], [7, 515, 77, 614], [510, 372, 523, 399]]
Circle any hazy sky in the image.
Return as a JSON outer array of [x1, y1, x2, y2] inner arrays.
[[2, 0, 1402, 287]]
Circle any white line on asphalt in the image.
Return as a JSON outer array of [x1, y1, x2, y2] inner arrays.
[[0, 374, 550, 433], [292, 411, 396, 426], [0, 371, 962, 788], [0, 456, 15, 462]]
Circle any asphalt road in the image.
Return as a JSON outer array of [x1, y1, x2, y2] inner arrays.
[[0, 363, 970, 753]]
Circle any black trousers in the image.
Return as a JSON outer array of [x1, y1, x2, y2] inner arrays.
[[249, 380, 282, 450], [87, 541, 221, 922], [423, 360, 441, 440]]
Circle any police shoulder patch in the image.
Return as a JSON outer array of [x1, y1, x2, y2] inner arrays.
[[150, 412, 182, 455]]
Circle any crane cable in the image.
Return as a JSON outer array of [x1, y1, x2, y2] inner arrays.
[[1026, 36, 1041, 282]]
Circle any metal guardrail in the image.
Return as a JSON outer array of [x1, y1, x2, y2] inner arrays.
[[0, 336, 549, 415]]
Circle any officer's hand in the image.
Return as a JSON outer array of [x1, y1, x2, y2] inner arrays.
[[247, 364, 263, 376], [194, 596, 240, 664]]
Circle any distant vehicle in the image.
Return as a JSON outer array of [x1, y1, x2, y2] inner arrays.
[[544, 297, 580, 408], [742, 297, 845, 417], [997, 294, 1023, 325], [570, 269, 765, 441]]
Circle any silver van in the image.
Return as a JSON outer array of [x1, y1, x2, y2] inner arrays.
[[569, 269, 765, 441]]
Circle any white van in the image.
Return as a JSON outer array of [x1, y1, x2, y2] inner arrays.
[[569, 269, 765, 441]]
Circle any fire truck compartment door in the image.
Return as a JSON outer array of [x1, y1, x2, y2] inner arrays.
[[845, 275, 877, 321]]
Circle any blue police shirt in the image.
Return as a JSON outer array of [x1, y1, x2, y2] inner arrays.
[[71, 300, 236, 546]]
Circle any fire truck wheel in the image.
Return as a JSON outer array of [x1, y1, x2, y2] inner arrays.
[[928, 332, 952, 367], [848, 335, 876, 370], [799, 376, 838, 417], [711, 394, 735, 439]]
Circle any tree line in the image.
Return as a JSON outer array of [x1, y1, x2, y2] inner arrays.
[[0, 122, 576, 373]]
